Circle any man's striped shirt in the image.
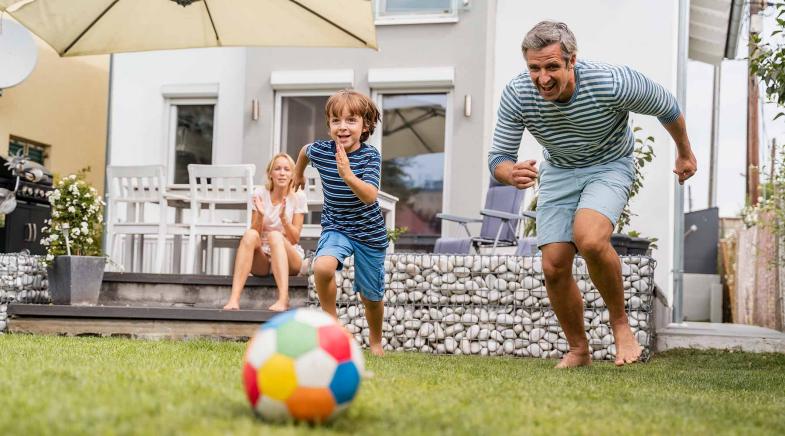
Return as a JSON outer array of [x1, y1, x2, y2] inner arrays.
[[488, 60, 681, 174], [306, 140, 388, 249]]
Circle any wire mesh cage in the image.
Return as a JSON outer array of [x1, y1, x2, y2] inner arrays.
[[0, 252, 50, 332], [308, 253, 656, 361]]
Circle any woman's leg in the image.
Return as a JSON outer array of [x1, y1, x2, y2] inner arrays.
[[223, 229, 269, 310], [266, 231, 303, 311]]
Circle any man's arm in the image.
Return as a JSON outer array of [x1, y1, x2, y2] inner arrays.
[[489, 80, 538, 188], [662, 114, 697, 184]]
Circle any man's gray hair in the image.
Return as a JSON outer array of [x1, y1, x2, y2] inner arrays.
[[522, 21, 577, 62]]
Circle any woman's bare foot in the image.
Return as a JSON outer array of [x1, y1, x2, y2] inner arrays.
[[222, 301, 240, 310], [612, 326, 642, 366], [555, 350, 592, 369], [268, 300, 289, 312], [369, 343, 384, 357]]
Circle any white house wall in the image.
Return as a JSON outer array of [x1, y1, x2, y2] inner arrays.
[[492, 0, 680, 301], [108, 4, 494, 241], [109, 48, 247, 169]]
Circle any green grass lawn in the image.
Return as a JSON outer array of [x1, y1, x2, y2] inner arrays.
[[1, 335, 783, 435]]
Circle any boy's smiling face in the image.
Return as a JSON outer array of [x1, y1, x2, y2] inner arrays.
[[329, 107, 367, 153]]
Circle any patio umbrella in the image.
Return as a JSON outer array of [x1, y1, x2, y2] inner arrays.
[[381, 94, 446, 160], [0, 0, 376, 57]]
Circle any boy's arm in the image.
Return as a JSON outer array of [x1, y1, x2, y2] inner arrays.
[[293, 144, 310, 191], [336, 145, 378, 204]]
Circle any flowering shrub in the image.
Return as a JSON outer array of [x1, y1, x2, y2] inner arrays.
[[40, 173, 104, 263]]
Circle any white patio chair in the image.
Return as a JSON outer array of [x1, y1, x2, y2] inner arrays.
[[106, 165, 168, 273], [303, 165, 324, 225], [186, 164, 255, 274]]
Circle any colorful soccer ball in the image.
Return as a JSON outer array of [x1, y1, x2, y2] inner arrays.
[[242, 309, 364, 422]]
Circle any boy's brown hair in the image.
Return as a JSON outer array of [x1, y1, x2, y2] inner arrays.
[[324, 89, 381, 142]]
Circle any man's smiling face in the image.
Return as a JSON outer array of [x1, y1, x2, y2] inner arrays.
[[525, 43, 576, 102]]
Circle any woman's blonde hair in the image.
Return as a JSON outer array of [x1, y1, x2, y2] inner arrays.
[[264, 153, 297, 194]]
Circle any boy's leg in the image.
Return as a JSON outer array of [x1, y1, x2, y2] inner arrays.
[[360, 295, 384, 356], [312, 231, 353, 319], [313, 256, 339, 318], [352, 240, 387, 357]]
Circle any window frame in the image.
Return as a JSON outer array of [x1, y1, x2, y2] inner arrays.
[[370, 88, 454, 237], [374, 0, 460, 25], [8, 135, 50, 166], [164, 97, 218, 185], [272, 90, 336, 156]]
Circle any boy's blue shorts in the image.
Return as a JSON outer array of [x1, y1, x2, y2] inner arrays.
[[314, 231, 386, 302], [536, 155, 635, 247]]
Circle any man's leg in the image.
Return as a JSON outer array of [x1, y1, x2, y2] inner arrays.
[[541, 242, 591, 368], [573, 208, 641, 366]]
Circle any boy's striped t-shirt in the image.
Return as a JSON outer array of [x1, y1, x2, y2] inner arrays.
[[489, 60, 681, 173], [306, 140, 388, 249]]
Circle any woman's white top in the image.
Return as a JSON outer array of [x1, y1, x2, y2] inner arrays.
[[252, 188, 308, 258]]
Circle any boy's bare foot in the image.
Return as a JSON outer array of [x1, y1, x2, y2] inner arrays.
[[268, 300, 289, 312], [369, 343, 384, 357], [222, 301, 240, 310], [555, 350, 592, 369], [612, 326, 642, 366]]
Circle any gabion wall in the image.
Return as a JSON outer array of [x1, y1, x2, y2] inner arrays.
[[0, 253, 50, 333], [308, 254, 655, 361]]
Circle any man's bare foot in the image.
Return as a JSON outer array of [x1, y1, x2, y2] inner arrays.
[[369, 343, 384, 357], [268, 300, 289, 312], [222, 301, 240, 310], [612, 326, 642, 366], [555, 351, 592, 369]]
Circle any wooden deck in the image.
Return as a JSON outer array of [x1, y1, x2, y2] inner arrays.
[[6, 272, 312, 340], [7, 304, 280, 340]]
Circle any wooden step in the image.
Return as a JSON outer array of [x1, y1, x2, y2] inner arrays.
[[7, 303, 290, 340], [100, 272, 310, 310]]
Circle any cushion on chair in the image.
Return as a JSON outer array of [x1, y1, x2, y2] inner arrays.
[[433, 237, 472, 254], [515, 237, 538, 256]]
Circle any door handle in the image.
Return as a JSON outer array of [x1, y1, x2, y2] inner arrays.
[[24, 223, 32, 242], [32, 223, 37, 242]]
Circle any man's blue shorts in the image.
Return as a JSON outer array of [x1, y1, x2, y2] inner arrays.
[[314, 231, 386, 302], [536, 156, 635, 247]]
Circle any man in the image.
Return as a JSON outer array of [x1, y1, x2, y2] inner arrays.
[[489, 21, 697, 368]]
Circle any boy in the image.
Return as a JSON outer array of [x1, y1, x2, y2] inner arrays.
[[293, 89, 387, 356]]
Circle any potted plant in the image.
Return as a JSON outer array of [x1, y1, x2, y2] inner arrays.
[[523, 124, 657, 256], [614, 126, 657, 255], [40, 169, 106, 305]]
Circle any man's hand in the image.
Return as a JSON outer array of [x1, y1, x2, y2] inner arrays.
[[335, 146, 352, 181], [673, 151, 697, 184], [511, 160, 538, 189]]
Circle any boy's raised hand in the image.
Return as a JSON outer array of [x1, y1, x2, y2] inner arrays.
[[335, 145, 352, 180]]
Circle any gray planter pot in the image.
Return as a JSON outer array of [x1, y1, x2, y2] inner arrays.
[[47, 256, 106, 305]]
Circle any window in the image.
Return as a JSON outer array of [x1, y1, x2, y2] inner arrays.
[[9, 136, 49, 165], [276, 94, 331, 159], [375, 0, 459, 25], [378, 93, 447, 237], [169, 102, 215, 184]]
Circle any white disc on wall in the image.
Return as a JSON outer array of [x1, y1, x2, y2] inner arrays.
[[0, 17, 37, 89]]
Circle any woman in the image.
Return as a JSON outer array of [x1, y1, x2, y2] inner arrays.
[[223, 153, 307, 311]]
